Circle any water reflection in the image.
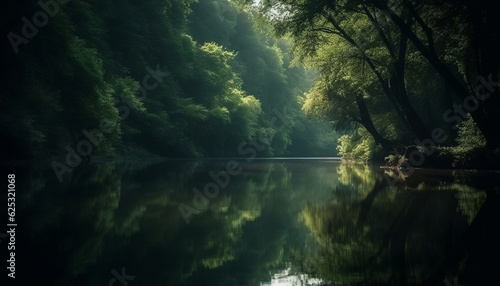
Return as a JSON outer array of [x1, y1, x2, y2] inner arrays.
[[299, 164, 499, 286], [8, 160, 500, 285]]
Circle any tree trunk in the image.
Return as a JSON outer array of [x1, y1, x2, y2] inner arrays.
[[355, 94, 394, 150], [375, 1, 500, 148], [390, 20, 431, 141], [323, 12, 413, 133], [364, 9, 430, 141]]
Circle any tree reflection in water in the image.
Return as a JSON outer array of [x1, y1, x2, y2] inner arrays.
[[299, 163, 499, 286], [11, 160, 499, 286]]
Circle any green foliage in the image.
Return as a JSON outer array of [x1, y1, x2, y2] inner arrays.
[[0, 0, 343, 160], [337, 128, 381, 161], [440, 116, 487, 168], [456, 116, 487, 150], [188, 0, 339, 156], [248, 0, 499, 164]]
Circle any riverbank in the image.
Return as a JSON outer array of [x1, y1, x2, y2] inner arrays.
[[382, 145, 500, 171]]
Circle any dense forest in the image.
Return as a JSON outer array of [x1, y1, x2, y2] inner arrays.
[[0, 0, 337, 165], [2, 0, 499, 170], [247, 0, 500, 169]]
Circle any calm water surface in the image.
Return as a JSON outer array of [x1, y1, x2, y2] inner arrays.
[[2, 159, 499, 285]]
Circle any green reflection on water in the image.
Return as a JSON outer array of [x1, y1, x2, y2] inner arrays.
[[12, 160, 499, 286]]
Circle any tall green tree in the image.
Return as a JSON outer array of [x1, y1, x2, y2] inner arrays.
[[249, 0, 500, 157]]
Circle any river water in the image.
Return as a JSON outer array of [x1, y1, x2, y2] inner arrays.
[[2, 159, 499, 285]]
